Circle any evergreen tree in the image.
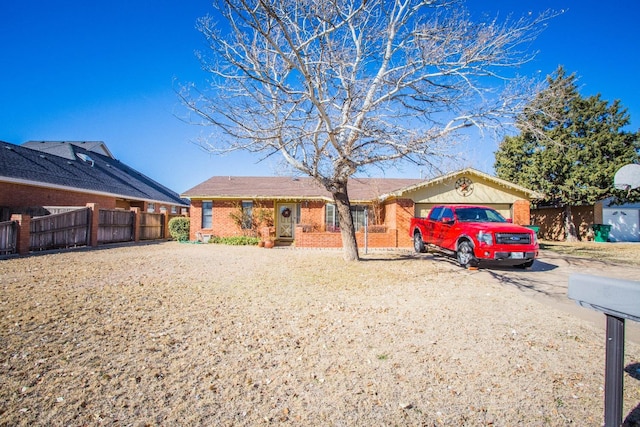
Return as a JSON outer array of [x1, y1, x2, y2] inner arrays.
[[495, 66, 640, 241]]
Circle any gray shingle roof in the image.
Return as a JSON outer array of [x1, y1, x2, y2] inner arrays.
[[182, 176, 424, 202], [0, 141, 188, 206]]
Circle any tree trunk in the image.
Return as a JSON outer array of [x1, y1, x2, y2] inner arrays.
[[564, 204, 578, 242], [332, 185, 360, 262]]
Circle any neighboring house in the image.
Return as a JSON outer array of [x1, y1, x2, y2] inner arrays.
[[182, 168, 540, 248], [595, 198, 640, 242], [0, 140, 189, 220]]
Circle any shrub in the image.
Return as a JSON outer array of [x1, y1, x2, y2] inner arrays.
[[168, 217, 190, 242], [210, 236, 260, 246]]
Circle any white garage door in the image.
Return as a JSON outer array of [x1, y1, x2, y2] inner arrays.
[[603, 208, 640, 242]]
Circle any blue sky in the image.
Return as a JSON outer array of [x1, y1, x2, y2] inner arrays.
[[2, 1, 639, 193]]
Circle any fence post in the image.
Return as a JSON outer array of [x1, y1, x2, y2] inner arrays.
[[162, 213, 168, 239], [86, 203, 99, 247], [10, 214, 31, 255], [130, 207, 140, 242]]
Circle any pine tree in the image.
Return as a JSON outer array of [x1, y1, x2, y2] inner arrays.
[[495, 66, 640, 241]]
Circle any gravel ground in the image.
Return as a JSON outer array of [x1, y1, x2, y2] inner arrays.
[[1, 242, 639, 426]]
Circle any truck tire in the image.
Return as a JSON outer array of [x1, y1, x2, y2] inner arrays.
[[517, 260, 535, 269], [413, 232, 426, 253], [456, 240, 477, 268]]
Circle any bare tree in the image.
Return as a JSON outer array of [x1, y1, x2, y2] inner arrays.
[[179, 0, 554, 261]]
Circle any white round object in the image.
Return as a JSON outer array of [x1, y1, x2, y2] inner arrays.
[[614, 164, 640, 190]]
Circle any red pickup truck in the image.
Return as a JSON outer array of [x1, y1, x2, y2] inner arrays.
[[410, 205, 538, 268]]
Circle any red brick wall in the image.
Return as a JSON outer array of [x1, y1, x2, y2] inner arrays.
[[298, 201, 325, 230], [189, 199, 276, 240], [0, 182, 181, 218], [294, 226, 398, 248], [512, 199, 531, 225], [292, 198, 415, 249], [385, 198, 414, 248], [189, 197, 418, 248], [1, 182, 117, 209]]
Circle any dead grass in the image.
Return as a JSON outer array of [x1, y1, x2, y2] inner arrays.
[[540, 240, 640, 265], [1, 242, 639, 426]]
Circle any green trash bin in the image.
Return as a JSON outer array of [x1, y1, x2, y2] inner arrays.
[[592, 224, 612, 242], [524, 225, 540, 235]]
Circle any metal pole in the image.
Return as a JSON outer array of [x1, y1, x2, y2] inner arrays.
[[604, 314, 625, 427], [364, 208, 368, 255]]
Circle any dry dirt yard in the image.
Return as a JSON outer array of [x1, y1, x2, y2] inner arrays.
[[1, 242, 639, 426]]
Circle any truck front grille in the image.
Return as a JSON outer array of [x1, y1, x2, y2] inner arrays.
[[495, 233, 531, 245]]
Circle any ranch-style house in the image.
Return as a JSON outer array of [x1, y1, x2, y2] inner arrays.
[[182, 168, 540, 249]]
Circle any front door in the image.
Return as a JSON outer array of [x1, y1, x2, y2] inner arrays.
[[277, 203, 296, 240]]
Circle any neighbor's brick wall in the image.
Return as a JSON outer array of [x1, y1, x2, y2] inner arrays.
[[1, 182, 117, 209], [531, 205, 594, 241], [0, 182, 183, 219]]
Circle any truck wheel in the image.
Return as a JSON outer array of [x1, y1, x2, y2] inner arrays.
[[413, 233, 426, 253], [456, 241, 477, 268]]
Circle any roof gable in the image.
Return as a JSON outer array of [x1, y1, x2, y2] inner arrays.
[[388, 168, 542, 200], [22, 140, 115, 159], [0, 141, 187, 206]]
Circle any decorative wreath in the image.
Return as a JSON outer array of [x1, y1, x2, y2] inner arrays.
[[281, 208, 291, 218]]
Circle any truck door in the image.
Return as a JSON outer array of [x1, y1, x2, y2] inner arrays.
[[435, 206, 455, 248], [424, 206, 443, 243]]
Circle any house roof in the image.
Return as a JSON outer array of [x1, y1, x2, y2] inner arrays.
[[383, 168, 544, 200], [0, 141, 188, 206], [22, 140, 115, 159], [182, 176, 424, 202], [182, 168, 542, 203]]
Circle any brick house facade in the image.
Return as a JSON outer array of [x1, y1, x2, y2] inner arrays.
[[182, 169, 539, 249]]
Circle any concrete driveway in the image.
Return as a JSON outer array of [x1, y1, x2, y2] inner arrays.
[[427, 249, 640, 344]]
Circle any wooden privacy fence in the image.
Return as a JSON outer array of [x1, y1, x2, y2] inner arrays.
[[99, 209, 134, 244], [139, 212, 164, 240], [4, 204, 177, 256], [0, 220, 17, 255], [30, 207, 91, 251]]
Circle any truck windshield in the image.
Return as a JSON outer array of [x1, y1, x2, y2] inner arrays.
[[455, 207, 506, 223]]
